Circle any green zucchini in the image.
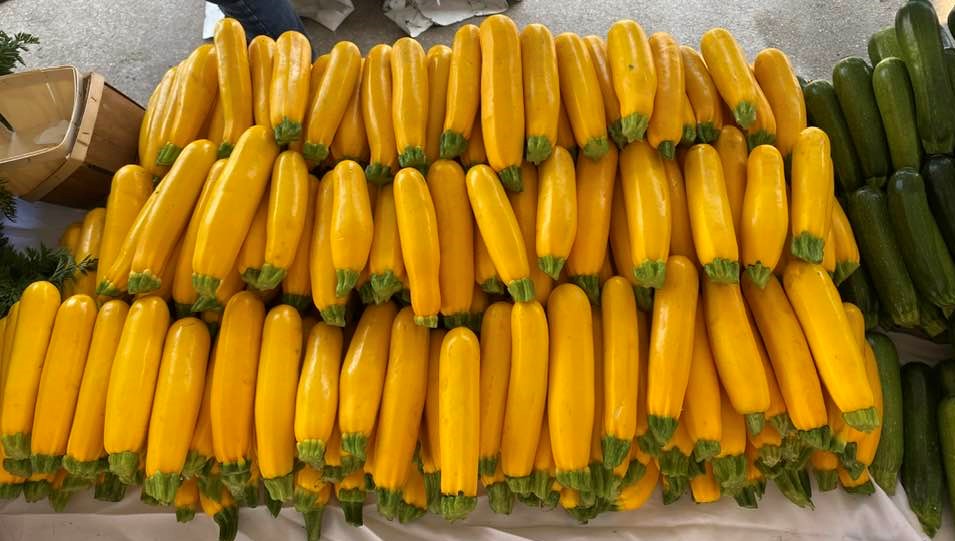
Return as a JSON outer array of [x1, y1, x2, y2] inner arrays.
[[901, 362, 943, 538], [803, 80, 863, 193], [846, 186, 920, 327], [867, 333, 903, 495], [950, 7, 955, 43], [838, 265, 880, 330], [945, 49, 955, 108], [896, 0, 955, 155], [886, 168, 955, 310], [832, 57, 890, 186], [872, 58, 922, 170], [917, 293, 949, 338], [937, 359, 955, 397], [922, 156, 955, 256], [939, 397, 955, 524], [868, 26, 903, 66]]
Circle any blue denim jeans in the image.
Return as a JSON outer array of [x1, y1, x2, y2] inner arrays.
[[208, 0, 307, 41]]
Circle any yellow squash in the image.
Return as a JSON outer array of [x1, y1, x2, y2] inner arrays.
[[690, 462, 722, 503], [143, 318, 211, 504], [520, 24, 560, 164], [536, 147, 577, 280], [619, 140, 671, 288], [606, 19, 656, 143], [681, 46, 723, 143], [213, 18, 253, 157], [682, 305, 722, 461], [508, 163, 553, 305], [811, 449, 840, 491], [97, 187, 161, 298], [329, 160, 373, 298], [646, 32, 685, 160], [156, 45, 219, 166], [181, 339, 216, 480], [372, 307, 430, 519], [555, 32, 609, 160], [29, 295, 97, 473], [753, 48, 806, 159], [711, 392, 748, 488], [782, 261, 877, 431], [741, 144, 788, 288], [547, 284, 595, 492], [63, 300, 129, 479], [103, 296, 170, 484], [556, 100, 577, 155], [139, 66, 177, 177], [466, 164, 535, 302], [684, 143, 740, 283], [97, 165, 154, 288], [393, 168, 442, 327], [716, 125, 748, 233], [646, 256, 699, 445], [249, 35, 275, 128], [72, 208, 107, 297], [830, 197, 860, 285], [269, 31, 312, 145], [440, 24, 482, 159], [500, 300, 549, 488], [585, 35, 626, 149], [0, 282, 61, 462], [614, 461, 659, 510], [174, 478, 199, 522], [438, 327, 481, 521], [790, 127, 834, 264], [236, 193, 269, 286], [338, 302, 398, 462], [600, 277, 640, 468], [746, 72, 777, 148], [391, 38, 429, 170], [703, 279, 770, 435], [681, 91, 698, 145], [424, 45, 452, 166], [303, 41, 361, 161], [460, 113, 488, 168], [293, 53, 328, 155], [362, 44, 398, 183], [664, 159, 698, 265], [566, 145, 617, 302], [295, 323, 343, 468], [608, 178, 637, 289], [173, 159, 227, 314], [741, 274, 828, 441], [477, 303, 512, 477], [427, 160, 474, 326], [480, 15, 525, 191], [259, 150, 311, 290], [309, 172, 347, 326], [192, 125, 280, 303], [474, 222, 503, 294], [700, 28, 758, 128], [254, 306, 302, 502], [421, 328, 445, 510], [330, 59, 369, 163]]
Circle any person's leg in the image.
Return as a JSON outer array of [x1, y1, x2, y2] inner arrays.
[[208, 0, 307, 40]]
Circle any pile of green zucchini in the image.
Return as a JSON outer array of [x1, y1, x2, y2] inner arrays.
[[805, 1, 955, 537]]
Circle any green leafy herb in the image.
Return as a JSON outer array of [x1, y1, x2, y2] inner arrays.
[[0, 31, 39, 76]]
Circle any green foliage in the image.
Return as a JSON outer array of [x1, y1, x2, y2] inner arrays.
[[0, 31, 39, 76]]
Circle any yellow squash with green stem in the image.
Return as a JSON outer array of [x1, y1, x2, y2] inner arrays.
[[181, 346, 216, 479], [783, 261, 877, 431], [143, 318, 211, 504], [584, 35, 626, 149], [330, 59, 368, 163], [139, 66, 177, 178], [236, 193, 268, 286], [362, 44, 398, 183], [715, 125, 748, 232], [248, 35, 275, 128], [536, 147, 577, 280], [338, 302, 398, 462], [424, 45, 451, 166], [209, 292, 265, 497], [753, 48, 806, 159], [606, 19, 656, 143], [600, 277, 640, 468], [393, 168, 442, 327], [547, 284, 595, 492], [480, 15, 525, 191], [520, 24, 559, 164], [103, 296, 170, 484], [790, 127, 834, 263], [156, 44, 218, 166], [269, 31, 311, 145], [329, 160, 373, 298], [310, 172, 347, 326], [700, 28, 758, 128], [508, 163, 553, 304], [664, 159, 697, 265], [478, 303, 512, 477], [711, 391, 748, 489], [96, 189, 159, 298], [391, 38, 429, 170], [97, 165, 153, 288], [746, 71, 777, 148], [421, 328, 445, 511], [0, 282, 61, 464], [555, 32, 609, 160], [619, 140, 671, 288], [368, 183, 405, 304], [295, 323, 343, 468], [566, 145, 617, 303], [646, 32, 685, 160], [304, 41, 362, 162], [371, 307, 430, 519], [29, 295, 97, 473], [258, 152, 310, 291], [438, 327, 481, 520], [830, 197, 860, 285], [212, 18, 253, 158], [681, 304, 722, 461], [71, 208, 106, 297], [192, 125, 280, 303], [681, 46, 723, 143], [440, 24, 481, 159], [427, 160, 474, 327], [645, 256, 698, 446], [63, 300, 129, 479], [174, 478, 199, 522], [292, 54, 328, 155], [467, 164, 535, 302], [684, 143, 740, 283], [741, 144, 788, 288]]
